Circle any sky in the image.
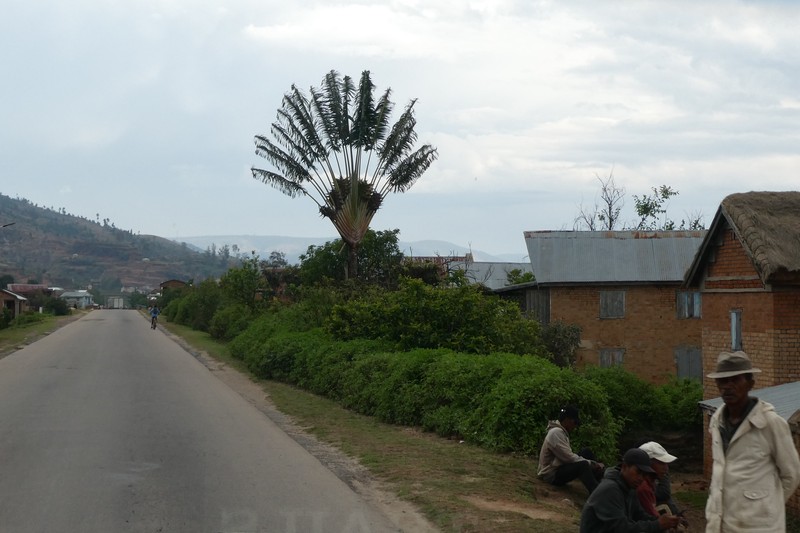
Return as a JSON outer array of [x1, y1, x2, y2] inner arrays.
[[2, 0, 799, 259]]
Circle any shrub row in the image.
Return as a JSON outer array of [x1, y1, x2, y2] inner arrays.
[[230, 312, 623, 461]]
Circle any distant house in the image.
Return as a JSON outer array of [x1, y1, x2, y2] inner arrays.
[[449, 260, 533, 291], [0, 289, 28, 319], [160, 279, 187, 290], [684, 191, 800, 398], [6, 283, 51, 296], [60, 290, 94, 309], [497, 230, 706, 383]]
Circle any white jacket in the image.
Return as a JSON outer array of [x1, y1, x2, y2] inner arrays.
[[705, 399, 800, 532]]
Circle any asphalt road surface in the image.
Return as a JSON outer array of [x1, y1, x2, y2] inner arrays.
[[0, 310, 402, 532]]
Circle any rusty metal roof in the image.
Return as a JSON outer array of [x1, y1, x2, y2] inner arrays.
[[523, 230, 706, 285]]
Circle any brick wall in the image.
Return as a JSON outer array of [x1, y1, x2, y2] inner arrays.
[[550, 284, 702, 384], [704, 229, 763, 290], [700, 292, 783, 397], [698, 231, 800, 397]]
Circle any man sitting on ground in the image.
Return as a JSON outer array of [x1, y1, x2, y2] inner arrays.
[[537, 406, 604, 494], [580, 448, 682, 532], [637, 441, 688, 531]]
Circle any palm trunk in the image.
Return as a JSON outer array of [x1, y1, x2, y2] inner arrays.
[[346, 242, 359, 280]]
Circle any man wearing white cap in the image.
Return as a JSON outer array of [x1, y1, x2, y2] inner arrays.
[[638, 442, 687, 531], [705, 351, 800, 532]]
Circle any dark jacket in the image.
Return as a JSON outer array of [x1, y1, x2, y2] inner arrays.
[[580, 467, 660, 532]]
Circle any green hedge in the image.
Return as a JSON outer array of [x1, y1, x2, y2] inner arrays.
[[230, 312, 621, 461], [326, 278, 546, 357]]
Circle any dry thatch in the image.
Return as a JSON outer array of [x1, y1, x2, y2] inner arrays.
[[721, 191, 800, 281]]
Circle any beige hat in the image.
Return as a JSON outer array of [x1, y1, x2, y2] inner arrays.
[[707, 351, 761, 379], [639, 441, 677, 463]]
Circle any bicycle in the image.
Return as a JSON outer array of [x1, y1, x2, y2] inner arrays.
[[150, 314, 158, 329]]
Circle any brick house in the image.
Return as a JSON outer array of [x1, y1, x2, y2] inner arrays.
[[685, 191, 800, 512], [160, 279, 188, 290], [684, 191, 800, 396], [0, 289, 28, 319], [496, 230, 706, 383]]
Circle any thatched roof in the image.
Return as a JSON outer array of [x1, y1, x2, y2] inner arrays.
[[723, 191, 800, 280], [685, 191, 800, 285]]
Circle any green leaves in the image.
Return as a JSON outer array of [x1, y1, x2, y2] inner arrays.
[[251, 70, 438, 279]]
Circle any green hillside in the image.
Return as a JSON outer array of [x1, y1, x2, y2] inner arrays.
[[0, 193, 230, 291]]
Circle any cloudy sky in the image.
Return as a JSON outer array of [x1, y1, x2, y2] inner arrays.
[[2, 0, 798, 258]]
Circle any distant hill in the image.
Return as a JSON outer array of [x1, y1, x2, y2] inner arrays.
[[0, 193, 230, 291], [172, 235, 527, 266], [0, 193, 528, 294]]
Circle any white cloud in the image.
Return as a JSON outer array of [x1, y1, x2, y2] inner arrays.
[[2, 0, 799, 257]]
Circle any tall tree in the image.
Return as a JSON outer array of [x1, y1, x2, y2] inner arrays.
[[252, 70, 438, 279]]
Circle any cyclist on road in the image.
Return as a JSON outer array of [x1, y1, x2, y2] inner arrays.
[[149, 305, 160, 329]]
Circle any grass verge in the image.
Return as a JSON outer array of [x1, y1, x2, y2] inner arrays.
[[0, 310, 87, 358]]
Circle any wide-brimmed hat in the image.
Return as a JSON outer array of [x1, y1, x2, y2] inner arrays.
[[639, 441, 677, 463], [622, 448, 655, 473], [707, 351, 762, 379]]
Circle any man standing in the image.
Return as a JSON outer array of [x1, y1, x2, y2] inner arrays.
[[537, 406, 604, 494], [580, 448, 681, 532], [705, 351, 800, 532]]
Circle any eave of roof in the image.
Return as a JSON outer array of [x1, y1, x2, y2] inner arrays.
[[684, 191, 800, 287], [699, 380, 800, 421]]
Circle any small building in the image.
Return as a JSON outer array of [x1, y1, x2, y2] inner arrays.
[[498, 230, 706, 383], [160, 279, 188, 290], [0, 289, 28, 319], [60, 290, 94, 309]]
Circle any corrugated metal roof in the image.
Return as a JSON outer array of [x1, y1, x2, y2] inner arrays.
[[451, 261, 532, 291], [523, 230, 706, 284], [61, 291, 92, 298], [0, 289, 27, 301], [699, 380, 800, 421]]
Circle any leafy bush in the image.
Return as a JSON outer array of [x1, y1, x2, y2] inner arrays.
[[655, 377, 703, 431], [164, 279, 222, 332], [419, 352, 509, 438], [582, 367, 703, 435], [229, 307, 619, 461], [540, 320, 581, 368], [466, 358, 620, 459], [327, 278, 545, 357], [209, 303, 253, 341], [291, 337, 391, 400]]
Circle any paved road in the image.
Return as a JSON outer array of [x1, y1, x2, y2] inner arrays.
[[0, 310, 400, 532]]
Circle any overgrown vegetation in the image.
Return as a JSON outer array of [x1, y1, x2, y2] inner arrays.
[[157, 227, 703, 466]]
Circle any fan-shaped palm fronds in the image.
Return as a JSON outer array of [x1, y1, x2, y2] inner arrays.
[[251, 70, 438, 279]]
